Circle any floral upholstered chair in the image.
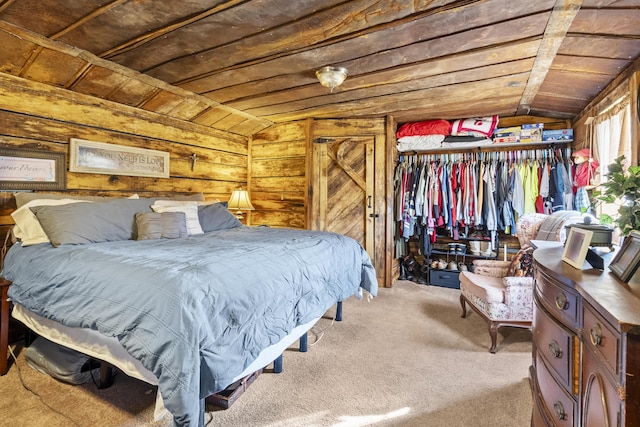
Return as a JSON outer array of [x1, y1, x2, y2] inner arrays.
[[458, 211, 581, 353]]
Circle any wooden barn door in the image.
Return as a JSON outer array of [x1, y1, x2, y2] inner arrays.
[[310, 136, 377, 262]]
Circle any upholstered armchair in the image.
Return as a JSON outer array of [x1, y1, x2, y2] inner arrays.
[[459, 211, 581, 353]]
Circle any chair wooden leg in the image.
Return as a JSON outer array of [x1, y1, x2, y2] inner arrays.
[[460, 294, 467, 318], [488, 322, 498, 354]]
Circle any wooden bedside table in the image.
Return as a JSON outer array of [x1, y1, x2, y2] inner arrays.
[[1, 279, 11, 376]]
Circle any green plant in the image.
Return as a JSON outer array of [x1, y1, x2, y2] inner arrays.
[[592, 155, 640, 236]]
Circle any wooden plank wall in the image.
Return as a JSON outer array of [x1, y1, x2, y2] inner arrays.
[[248, 121, 308, 228], [0, 72, 249, 239]]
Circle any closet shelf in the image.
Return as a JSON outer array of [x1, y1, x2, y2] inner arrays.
[[400, 139, 571, 155], [428, 249, 497, 260]]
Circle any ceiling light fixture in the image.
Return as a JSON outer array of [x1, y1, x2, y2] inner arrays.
[[315, 66, 348, 92]]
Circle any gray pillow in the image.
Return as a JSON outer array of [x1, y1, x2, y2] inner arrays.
[[31, 198, 156, 247], [198, 203, 241, 232], [136, 212, 188, 240]]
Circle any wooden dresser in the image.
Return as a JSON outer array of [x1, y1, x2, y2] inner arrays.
[[531, 245, 640, 426]]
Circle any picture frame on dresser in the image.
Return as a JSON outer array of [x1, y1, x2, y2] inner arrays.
[[562, 227, 593, 269], [609, 230, 640, 282]]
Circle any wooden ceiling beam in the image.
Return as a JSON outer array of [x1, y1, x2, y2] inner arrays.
[[0, 0, 17, 14], [0, 20, 271, 134], [50, 0, 128, 40], [516, 0, 583, 115], [98, 0, 247, 59]]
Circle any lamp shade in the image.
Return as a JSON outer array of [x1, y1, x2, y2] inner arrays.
[[228, 189, 255, 211], [315, 66, 348, 92]]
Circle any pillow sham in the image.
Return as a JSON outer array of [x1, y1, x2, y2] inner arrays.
[[136, 212, 188, 240], [12, 199, 91, 246], [450, 116, 499, 138], [151, 201, 203, 235], [31, 198, 156, 247], [197, 203, 241, 232]]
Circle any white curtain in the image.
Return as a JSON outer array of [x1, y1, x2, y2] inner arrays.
[[591, 96, 631, 243], [594, 96, 631, 173]]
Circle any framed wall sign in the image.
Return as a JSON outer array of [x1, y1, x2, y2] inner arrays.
[[0, 148, 66, 191], [609, 230, 640, 282], [562, 227, 594, 269], [69, 138, 170, 178]]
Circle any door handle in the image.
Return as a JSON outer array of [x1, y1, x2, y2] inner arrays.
[[369, 213, 380, 218], [367, 195, 372, 209]]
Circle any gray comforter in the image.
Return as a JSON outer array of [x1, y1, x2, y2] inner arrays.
[[3, 226, 378, 426]]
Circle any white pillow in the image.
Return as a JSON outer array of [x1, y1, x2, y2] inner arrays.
[[151, 201, 204, 235], [12, 199, 91, 246]]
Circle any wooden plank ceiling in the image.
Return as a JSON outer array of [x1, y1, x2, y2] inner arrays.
[[0, 0, 639, 135]]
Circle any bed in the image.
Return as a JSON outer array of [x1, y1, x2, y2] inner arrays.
[[1, 196, 378, 426]]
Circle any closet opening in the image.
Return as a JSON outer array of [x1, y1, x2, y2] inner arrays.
[[394, 144, 574, 287]]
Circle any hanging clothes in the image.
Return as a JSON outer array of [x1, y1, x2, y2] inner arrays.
[[558, 160, 574, 211], [510, 163, 525, 220], [392, 146, 573, 242], [519, 159, 539, 214], [539, 160, 551, 215]]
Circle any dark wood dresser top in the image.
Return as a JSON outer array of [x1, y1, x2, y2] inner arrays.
[[534, 245, 640, 334]]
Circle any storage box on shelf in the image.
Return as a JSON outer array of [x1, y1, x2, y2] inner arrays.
[[521, 123, 544, 143], [542, 128, 573, 142]]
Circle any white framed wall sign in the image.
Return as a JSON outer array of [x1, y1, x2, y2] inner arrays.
[[69, 138, 170, 178]]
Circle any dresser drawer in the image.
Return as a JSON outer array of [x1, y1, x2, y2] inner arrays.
[[428, 269, 460, 289], [583, 302, 621, 379], [536, 352, 577, 427], [533, 297, 578, 394], [535, 268, 580, 328], [582, 341, 622, 426]]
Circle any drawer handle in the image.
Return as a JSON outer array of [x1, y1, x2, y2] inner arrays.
[[555, 293, 569, 310], [553, 401, 566, 420], [590, 323, 602, 346], [548, 340, 563, 359]]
